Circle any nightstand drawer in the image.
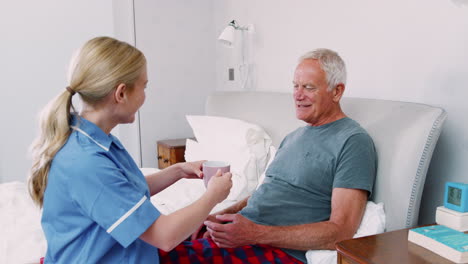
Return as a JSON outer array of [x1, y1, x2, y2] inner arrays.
[[157, 138, 187, 169]]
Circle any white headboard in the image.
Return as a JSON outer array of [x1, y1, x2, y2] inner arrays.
[[205, 91, 446, 231]]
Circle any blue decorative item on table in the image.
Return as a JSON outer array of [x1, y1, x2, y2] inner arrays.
[[444, 182, 468, 213]]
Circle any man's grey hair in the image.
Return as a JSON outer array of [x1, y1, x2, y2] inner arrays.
[[299, 48, 347, 91]]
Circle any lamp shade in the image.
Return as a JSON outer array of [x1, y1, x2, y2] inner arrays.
[[218, 25, 235, 47]]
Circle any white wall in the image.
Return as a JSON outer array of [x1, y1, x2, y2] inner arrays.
[[0, 0, 114, 183], [213, 0, 468, 224], [133, 0, 216, 168]]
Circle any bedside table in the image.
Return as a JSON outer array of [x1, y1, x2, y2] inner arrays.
[[335, 226, 461, 264], [156, 138, 187, 169]]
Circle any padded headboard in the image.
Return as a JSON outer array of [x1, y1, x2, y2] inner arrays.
[[206, 91, 447, 231]]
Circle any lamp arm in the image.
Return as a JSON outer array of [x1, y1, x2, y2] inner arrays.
[[230, 20, 251, 31]]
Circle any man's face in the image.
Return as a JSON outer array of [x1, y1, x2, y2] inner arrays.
[[293, 59, 339, 126]]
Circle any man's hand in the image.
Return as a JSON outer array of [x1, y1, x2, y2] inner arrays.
[[190, 197, 251, 241], [204, 214, 263, 248]]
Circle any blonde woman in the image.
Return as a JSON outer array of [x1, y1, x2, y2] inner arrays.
[[29, 36, 232, 263]]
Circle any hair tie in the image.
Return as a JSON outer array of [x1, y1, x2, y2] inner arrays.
[[66, 86, 76, 96]]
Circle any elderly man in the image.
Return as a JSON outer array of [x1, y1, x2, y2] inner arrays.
[[160, 48, 377, 264]]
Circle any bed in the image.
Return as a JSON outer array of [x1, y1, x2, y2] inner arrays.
[[0, 91, 446, 263]]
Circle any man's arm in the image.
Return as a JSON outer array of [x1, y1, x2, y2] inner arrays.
[[205, 187, 367, 250]]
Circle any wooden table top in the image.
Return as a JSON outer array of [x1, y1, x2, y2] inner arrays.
[[335, 227, 456, 264]]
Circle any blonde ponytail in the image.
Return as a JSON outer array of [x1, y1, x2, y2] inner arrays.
[[29, 91, 74, 207], [28, 36, 146, 207]]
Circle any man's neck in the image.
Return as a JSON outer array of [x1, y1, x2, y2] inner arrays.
[[308, 107, 347, 127]]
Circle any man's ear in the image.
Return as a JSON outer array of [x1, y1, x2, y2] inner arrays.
[[114, 83, 127, 103], [332, 83, 345, 102]]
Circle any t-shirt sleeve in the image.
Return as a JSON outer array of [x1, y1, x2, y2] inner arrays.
[[68, 154, 160, 248], [333, 133, 377, 197]]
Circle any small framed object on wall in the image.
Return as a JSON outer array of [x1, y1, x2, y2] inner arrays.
[[444, 182, 468, 213]]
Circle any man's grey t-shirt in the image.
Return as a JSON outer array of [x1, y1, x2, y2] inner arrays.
[[240, 117, 377, 262]]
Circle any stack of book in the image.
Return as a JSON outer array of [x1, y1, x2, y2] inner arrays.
[[436, 206, 468, 232], [408, 225, 468, 263]]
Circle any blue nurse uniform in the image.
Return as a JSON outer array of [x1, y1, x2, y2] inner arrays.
[[41, 115, 161, 263]]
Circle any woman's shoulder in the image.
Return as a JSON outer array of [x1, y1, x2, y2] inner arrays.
[[53, 136, 116, 174]]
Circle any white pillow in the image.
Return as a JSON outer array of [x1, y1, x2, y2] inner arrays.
[[354, 201, 386, 238], [186, 115, 269, 148], [186, 115, 272, 174], [305, 201, 386, 264], [185, 115, 272, 201]]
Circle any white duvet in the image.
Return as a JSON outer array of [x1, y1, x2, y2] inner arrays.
[[0, 175, 385, 264], [0, 182, 46, 264]]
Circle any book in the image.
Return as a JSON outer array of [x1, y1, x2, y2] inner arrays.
[[408, 225, 468, 263], [436, 206, 468, 232]]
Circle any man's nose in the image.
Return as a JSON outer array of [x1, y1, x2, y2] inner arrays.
[[294, 87, 304, 100]]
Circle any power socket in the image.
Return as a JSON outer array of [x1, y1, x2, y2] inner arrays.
[[228, 68, 234, 81]]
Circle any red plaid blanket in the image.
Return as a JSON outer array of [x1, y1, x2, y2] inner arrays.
[[159, 238, 303, 264]]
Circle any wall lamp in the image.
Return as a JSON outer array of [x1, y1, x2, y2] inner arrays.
[[218, 20, 254, 47]]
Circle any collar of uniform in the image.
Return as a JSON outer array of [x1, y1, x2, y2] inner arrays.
[[110, 134, 125, 150], [71, 115, 114, 151]]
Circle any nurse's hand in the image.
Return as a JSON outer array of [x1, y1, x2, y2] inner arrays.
[[190, 213, 222, 240], [206, 170, 232, 204], [178, 160, 205, 179]]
